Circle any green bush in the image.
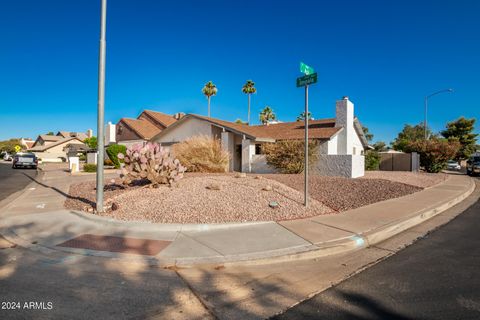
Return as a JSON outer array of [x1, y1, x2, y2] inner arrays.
[[83, 164, 97, 172], [262, 140, 318, 174], [365, 150, 381, 170], [405, 138, 461, 173], [106, 144, 126, 169], [78, 154, 86, 161]]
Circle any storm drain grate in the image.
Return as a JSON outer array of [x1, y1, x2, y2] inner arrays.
[[57, 234, 171, 256]]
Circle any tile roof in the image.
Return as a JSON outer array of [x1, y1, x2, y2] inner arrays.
[[39, 135, 63, 142], [30, 137, 84, 152], [142, 110, 178, 127], [120, 118, 162, 139], [188, 115, 341, 140]]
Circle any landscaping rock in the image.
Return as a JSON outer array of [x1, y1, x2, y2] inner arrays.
[[262, 185, 273, 191], [206, 183, 221, 190], [254, 175, 263, 180], [235, 173, 247, 178], [269, 201, 280, 209], [111, 202, 119, 211]]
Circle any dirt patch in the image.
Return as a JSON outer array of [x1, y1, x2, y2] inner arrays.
[[362, 171, 447, 188]]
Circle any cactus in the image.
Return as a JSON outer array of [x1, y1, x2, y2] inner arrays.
[[118, 142, 186, 187]]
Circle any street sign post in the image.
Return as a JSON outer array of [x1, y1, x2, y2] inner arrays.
[[296, 73, 317, 87], [300, 62, 315, 75], [296, 64, 317, 207]]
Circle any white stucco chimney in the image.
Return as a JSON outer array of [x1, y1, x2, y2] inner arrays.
[[335, 96, 354, 155], [105, 122, 116, 145], [87, 129, 93, 138]]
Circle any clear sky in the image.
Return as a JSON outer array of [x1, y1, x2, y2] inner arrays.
[[1, 0, 479, 143]]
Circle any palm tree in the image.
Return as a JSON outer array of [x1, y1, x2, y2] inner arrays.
[[242, 80, 256, 124], [202, 81, 218, 117], [259, 106, 276, 125], [297, 111, 313, 121]]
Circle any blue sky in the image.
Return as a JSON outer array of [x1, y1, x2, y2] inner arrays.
[[1, 0, 479, 143]]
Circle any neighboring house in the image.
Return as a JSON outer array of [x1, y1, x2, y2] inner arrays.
[[20, 138, 35, 150], [115, 110, 183, 147], [29, 137, 86, 162], [29, 130, 91, 162], [152, 97, 369, 178]]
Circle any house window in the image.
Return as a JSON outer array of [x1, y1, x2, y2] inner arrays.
[[353, 147, 356, 155], [255, 144, 262, 155], [117, 125, 123, 135]]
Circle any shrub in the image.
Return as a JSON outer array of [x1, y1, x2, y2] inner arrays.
[[172, 135, 229, 172], [106, 144, 126, 169], [119, 142, 185, 186], [83, 164, 97, 172], [262, 140, 318, 174], [405, 138, 461, 173], [78, 154, 86, 161], [104, 159, 114, 166], [365, 150, 381, 170]]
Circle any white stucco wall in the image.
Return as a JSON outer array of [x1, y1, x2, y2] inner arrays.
[[313, 154, 364, 178], [352, 130, 364, 155], [154, 118, 212, 144], [251, 155, 278, 173], [32, 152, 66, 162], [118, 140, 146, 148], [221, 131, 235, 171]]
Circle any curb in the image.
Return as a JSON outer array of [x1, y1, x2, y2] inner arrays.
[[0, 176, 475, 267]]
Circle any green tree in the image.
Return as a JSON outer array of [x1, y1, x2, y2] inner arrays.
[[259, 106, 276, 125], [296, 111, 312, 122], [0, 138, 22, 154], [83, 136, 98, 149], [405, 138, 461, 173], [234, 119, 246, 124], [372, 141, 387, 152], [391, 123, 433, 152], [362, 126, 374, 143], [242, 80, 256, 125], [46, 132, 54, 135], [362, 126, 382, 170], [440, 117, 478, 160], [202, 81, 217, 117]]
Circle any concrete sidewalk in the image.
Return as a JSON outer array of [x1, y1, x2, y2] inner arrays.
[[0, 167, 475, 267]]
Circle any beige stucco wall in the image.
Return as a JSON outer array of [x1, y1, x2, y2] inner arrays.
[[154, 118, 213, 144]]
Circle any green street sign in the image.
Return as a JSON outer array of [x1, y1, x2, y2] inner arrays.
[[296, 73, 317, 87], [300, 62, 314, 75]]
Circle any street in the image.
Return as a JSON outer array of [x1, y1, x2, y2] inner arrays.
[[274, 178, 480, 320], [0, 162, 37, 202]]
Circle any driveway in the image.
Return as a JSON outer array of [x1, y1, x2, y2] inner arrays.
[[0, 162, 37, 201]]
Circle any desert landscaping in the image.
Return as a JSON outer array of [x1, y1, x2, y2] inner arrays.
[[64, 171, 447, 224]]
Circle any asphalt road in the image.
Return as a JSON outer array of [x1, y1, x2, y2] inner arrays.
[[0, 162, 37, 201], [274, 180, 480, 320]]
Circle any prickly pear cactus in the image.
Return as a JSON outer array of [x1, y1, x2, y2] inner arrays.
[[118, 142, 186, 186]]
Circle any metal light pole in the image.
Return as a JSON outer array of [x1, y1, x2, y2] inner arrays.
[[424, 88, 453, 139], [304, 85, 309, 207], [96, 0, 107, 213]]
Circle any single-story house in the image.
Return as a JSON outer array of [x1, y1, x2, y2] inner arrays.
[[151, 97, 369, 178], [115, 110, 184, 147]]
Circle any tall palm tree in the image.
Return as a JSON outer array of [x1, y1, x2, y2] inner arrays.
[[297, 111, 313, 121], [202, 81, 218, 117], [242, 80, 256, 124], [259, 106, 276, 125]]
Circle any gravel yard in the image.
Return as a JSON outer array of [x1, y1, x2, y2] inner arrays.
[[263, 173, 432, 212], [64, 171, 446, 223], [65, 175, 333, 223]]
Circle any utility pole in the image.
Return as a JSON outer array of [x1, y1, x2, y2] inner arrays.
[[96, 0, 107, 213]]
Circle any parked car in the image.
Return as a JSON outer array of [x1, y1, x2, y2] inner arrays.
[[3, 152, 13, 161], [466, 153, 480, 176], [446, 160, 461, 171], [12, 152, 38, 169]]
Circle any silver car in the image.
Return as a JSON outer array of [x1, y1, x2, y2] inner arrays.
[[446, 160, 461, 171]]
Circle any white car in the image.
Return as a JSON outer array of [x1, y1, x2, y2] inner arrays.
[[446, 160, 461, 171], [3, 153, 13, 161]]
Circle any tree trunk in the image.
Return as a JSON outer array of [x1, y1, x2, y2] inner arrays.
[[208, 96, 211, 117], [247, 94, 251, 125]]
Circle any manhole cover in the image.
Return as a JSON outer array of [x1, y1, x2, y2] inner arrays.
[[57, 234, 171, 256]]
